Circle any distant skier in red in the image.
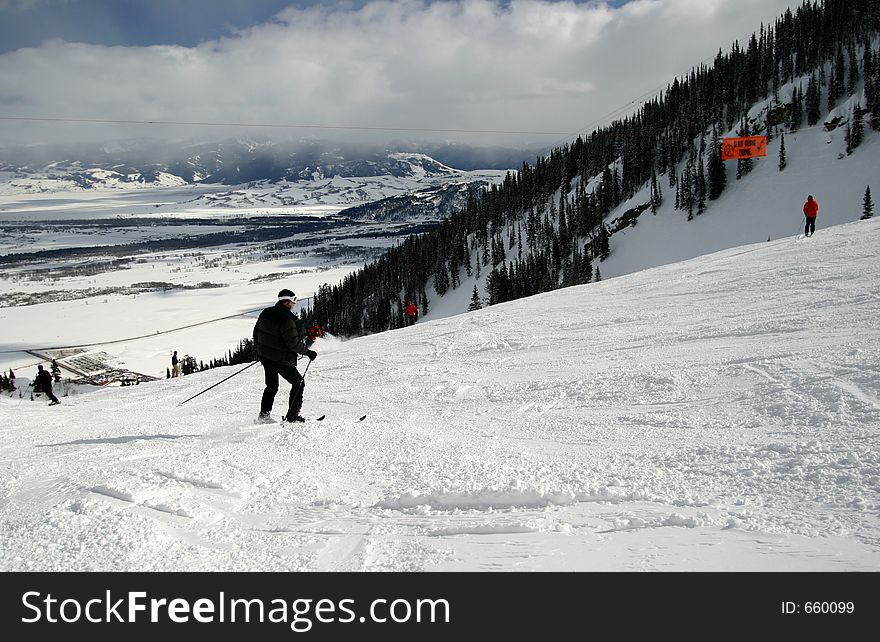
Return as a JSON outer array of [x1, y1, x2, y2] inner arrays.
[[306, 323, 324, 346], [803, 195, 819, 237], [403, 301, 419, 326]]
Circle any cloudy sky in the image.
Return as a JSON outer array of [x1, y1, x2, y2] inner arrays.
[[0, 0, 804, 148]]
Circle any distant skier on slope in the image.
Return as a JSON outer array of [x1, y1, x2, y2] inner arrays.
[[253, 288, 316, 424], [403, 301, 419, 326], [306, 323, 324, 347], [36, 364, 60, 406], [803, 195, 819, 237]]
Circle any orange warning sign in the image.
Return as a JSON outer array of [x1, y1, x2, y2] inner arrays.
[[721, 136, 767, 161]]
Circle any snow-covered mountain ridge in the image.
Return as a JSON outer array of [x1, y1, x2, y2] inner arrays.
[[0, 139, 535, 189]]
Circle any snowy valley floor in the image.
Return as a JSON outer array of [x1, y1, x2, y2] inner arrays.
[[1, 219, 879, 571]]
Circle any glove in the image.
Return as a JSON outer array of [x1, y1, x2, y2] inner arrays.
[[306, 349, 317, 361]]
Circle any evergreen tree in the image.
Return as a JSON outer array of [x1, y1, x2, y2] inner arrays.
[[594, 266, 602, 282], [806, 73, 821, 126], [558, 199, 569, 252], [830, 45, 846, 108], [654, 175, 663, 211], [872, 51, 880, 131], [707, 127, 727, 200], [736, 118, 753, 180], [866, 45, 876, 116], [696, 154, 707, 215], [789, 85, 803, 132], [582, 248, 593, 284], [848, 45, 860, 94], [491, 234, 505, 267], [862, 185, 874, 219], [517, 223, 523, 261], [433, 257, 449, 296], [827, 67, 840, 109], [182, 355, 197, 376], [682, 149, 695, 219], [778, 132, 787, 171], [851, 104, 865, 151], [468, 284, 483, 311], [598, 225, 610, 261], [650, 169, 661, 214]]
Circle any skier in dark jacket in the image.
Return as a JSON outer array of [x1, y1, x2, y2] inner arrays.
[[253, 289, 316, 423], [36, 364, 60, 405]]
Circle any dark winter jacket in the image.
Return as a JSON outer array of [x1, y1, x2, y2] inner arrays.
[[36, 369, 53, 389], [253, 302, 308, 365]]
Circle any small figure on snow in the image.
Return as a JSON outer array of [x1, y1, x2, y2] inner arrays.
[[36, 364, 60, 406], [171, 350, 181, 377], [253, 289, 317, 424], [306, 323, 324, 347], [803, 195, 819, 237], [403, 301, 419, 326]]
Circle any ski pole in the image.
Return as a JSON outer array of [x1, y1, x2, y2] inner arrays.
[[177, 360, 259, 407], [795, 215, 805, 237], [291, 358, 313, 407]]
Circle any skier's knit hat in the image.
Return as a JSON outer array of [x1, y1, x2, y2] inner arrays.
[[278, 289, 296, 303]]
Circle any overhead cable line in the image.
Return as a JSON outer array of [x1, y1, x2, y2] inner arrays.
[[551, 22, 788, 149], [0, 115, 568, 137], [0, 297, 313, 354]]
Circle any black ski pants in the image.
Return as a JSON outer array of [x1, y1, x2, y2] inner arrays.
[[260, 359, 303, 418], [805, 216, 816, 236], [43, 383, 59, 404]]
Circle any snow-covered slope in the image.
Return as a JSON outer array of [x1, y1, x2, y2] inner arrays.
[[414, 86, 880, 325], [601, 92, 880, 281], [2, 217, 878, 571]]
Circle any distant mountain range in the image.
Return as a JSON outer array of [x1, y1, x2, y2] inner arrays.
[[0, 138, 539, 187], [337, 180, 490, 222]]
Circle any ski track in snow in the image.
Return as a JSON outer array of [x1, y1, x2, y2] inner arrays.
[[1, 220, 879, 571]]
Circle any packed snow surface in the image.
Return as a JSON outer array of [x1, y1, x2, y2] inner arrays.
[[1, 219, 878, 571]]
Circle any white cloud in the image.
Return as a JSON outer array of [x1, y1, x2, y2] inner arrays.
[[0, 0, 804, 147]]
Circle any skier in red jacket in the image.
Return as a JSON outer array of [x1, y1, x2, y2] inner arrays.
[[403, 301, 419, 326], [803, 195, 819, 237], [306, 323, 324, 346]]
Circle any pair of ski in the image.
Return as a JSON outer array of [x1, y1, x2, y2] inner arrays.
[[280, 413, 367, 426]]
